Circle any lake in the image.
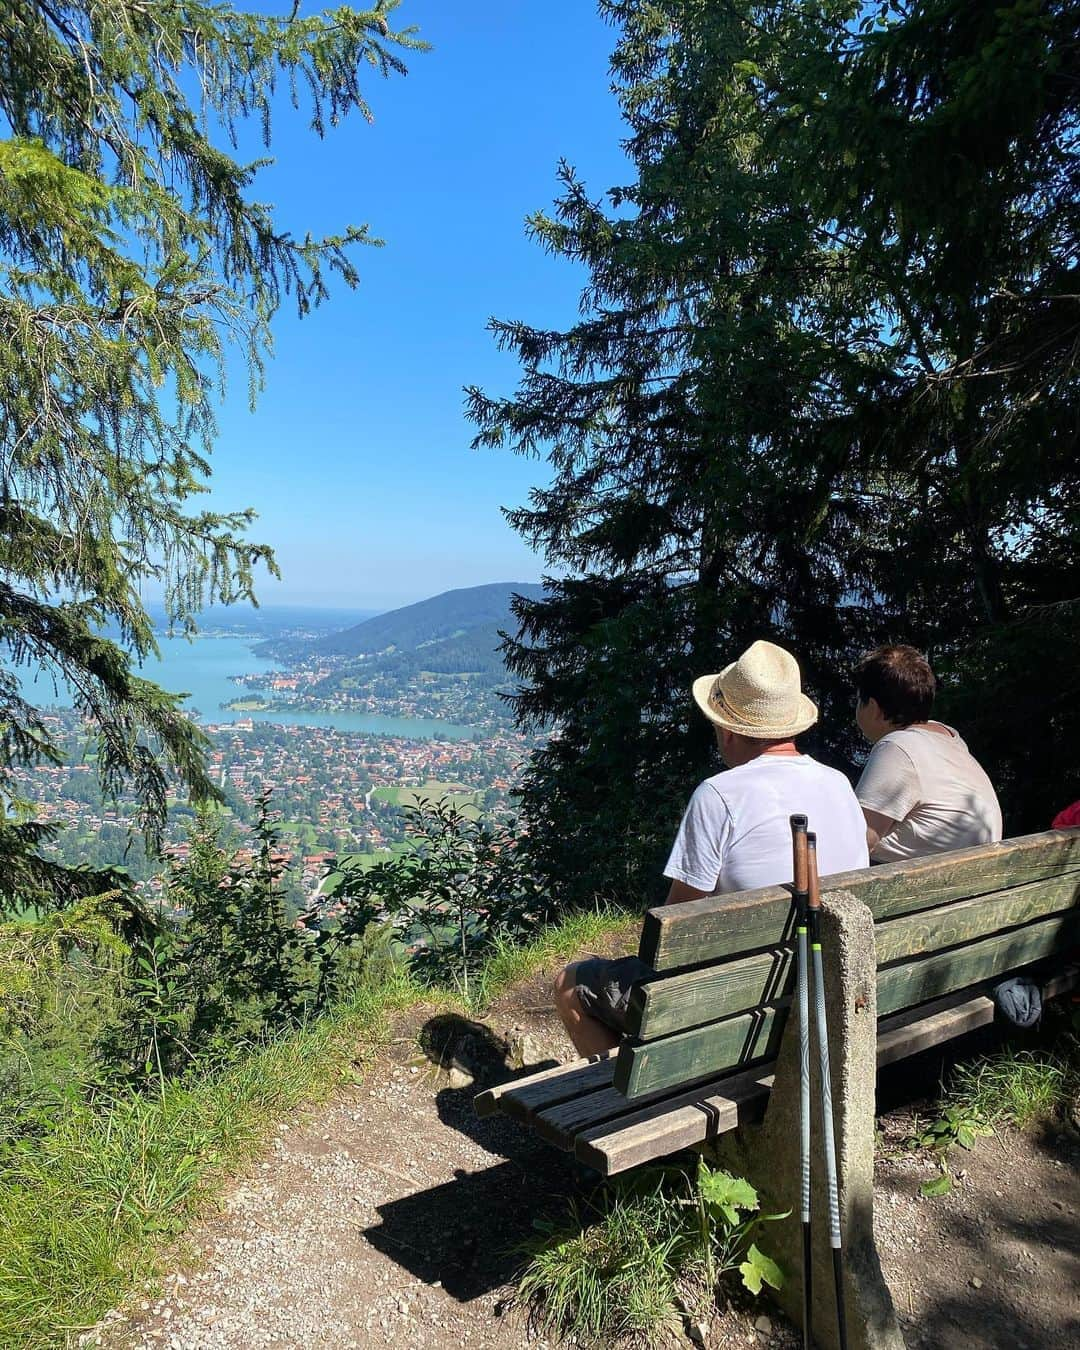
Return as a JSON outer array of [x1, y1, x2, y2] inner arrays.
[[9, 636, 479, 741]]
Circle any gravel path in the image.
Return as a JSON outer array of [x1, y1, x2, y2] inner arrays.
[[85, 977, 1080, 1350], [90, 1011, 585, 1350]]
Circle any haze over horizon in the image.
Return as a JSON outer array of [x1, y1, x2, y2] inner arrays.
[[191, 2, 629, 613]]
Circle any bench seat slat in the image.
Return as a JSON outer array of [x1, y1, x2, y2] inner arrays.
[[473, 1053, 614, 1118], [574, 1064, 774, 1174], [497, 1058, 616, 1123], [640, 831, 1080, 971], [534, 1066, 750, 1148]]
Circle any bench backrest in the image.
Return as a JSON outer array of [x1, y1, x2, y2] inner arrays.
[[614, 829, 1080, 1098]]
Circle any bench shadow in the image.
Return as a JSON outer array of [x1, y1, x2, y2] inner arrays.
[[416, 1010, 568, 1156], [360, 1012, 593, 1300]]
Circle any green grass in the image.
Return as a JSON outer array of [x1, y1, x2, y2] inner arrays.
[[0, 905, 638, 1347], [0, 968, 419, 1350], [466, 905, 638, 1013], [370, 782, 482, 816], [517, 1172, 702, 1348], [945, 1035, 1080, 1130]]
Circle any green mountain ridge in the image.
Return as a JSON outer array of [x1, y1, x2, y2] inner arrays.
[[253, 582, 545, 680], [315, 582, 545, 658]]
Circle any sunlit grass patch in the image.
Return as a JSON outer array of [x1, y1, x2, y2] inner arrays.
[[517, 1176, 697, 1347], [466, 904, 639, 1012], [946, 1036, 1080, 1131], [0, 974, 417, 1350]]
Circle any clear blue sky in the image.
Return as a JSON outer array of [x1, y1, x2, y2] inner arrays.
[[203, 1, 629, 610]]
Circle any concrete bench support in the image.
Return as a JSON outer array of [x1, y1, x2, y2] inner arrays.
[[708, 891, 905, 1350]]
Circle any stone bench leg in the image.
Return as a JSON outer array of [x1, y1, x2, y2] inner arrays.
[[707, 890, 905, 1350]]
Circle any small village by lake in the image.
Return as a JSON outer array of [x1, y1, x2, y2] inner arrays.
[[5, 629, 533, 898], [10, 634, 480, 740]]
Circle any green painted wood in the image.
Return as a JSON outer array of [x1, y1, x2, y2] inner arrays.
[[875, 872, 1080, 966], [877, 909, 1080, 1017], [613, 1003, 788, 1099], [625, 873, 1079, 1043], [627, 945, 794, 1041], [640, 830, 1080, 972]]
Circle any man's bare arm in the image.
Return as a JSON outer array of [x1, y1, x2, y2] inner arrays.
[[665, 878, 711, 905], [861, 806, 896, 854]]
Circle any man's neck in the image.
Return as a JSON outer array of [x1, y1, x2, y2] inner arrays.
[[759, 741, 800, 757]]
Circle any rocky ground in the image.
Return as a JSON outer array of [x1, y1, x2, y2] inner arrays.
[[87, 958, 1079, 1350]]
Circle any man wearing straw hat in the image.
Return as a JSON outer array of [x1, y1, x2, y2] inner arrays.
[[554, 639, 869, 1056]]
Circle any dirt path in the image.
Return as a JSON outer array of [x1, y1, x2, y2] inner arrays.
[[87, 969, 1080, 1350]]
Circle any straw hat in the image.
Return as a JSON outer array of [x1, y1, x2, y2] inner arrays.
[[692, 640, 818, 739]]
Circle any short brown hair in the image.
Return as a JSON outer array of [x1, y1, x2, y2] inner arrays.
[[854, 645, 935, 726]]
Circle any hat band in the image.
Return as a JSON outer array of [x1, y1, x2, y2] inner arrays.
[[710, 683, 796, 729]]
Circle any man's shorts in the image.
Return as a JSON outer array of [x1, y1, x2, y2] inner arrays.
[[573, 955, 654, 1036]]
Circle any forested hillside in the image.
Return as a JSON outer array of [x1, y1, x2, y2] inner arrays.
[[316, 582, 545, 657], [255, 582, 545, 679]]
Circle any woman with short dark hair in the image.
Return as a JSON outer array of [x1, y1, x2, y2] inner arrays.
[[854, 645, 1002, 860]]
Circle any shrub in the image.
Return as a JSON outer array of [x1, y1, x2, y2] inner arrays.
[[321, 798, 553, 997]]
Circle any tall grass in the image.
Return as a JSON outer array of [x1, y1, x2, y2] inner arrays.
[[518, 1176, 699, 1347], [0, 907, 635, 1347], [946, 1035, 1080, 1130], [0, 970, 418, 1350], [466, 905, 638, 1012]]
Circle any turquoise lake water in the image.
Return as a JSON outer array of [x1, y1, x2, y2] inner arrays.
[[10, 636, 478, 741]]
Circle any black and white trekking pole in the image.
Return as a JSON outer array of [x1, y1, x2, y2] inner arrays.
[[807, 832, 848, 1350], [790, 814, 813, 1350]]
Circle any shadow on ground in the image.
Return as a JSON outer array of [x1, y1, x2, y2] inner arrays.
[[361, 1012, 590, 1301]]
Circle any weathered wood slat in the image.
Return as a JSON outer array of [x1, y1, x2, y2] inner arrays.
[[627, 946, 794, 1041], [535, 1072, 736, 1149], [497, 1056, 617, 1123], [627, 871, 1079, 1044], [578, 968, 1080, 1175], [640, 830, 1080, 971], [574, 1064, 774, 1173], [473, 1052, 612, 1118], [874, 872, 1080, 965], [628, 871, 1079, 1043], [877, 910, 1080, 1017], [613, 1003, 787, 1099], [617, 907, 1078, 1100]]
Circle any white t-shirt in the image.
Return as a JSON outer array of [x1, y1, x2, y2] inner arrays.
[[856, 724, 1002, 863], [664, 754, 869, 895]]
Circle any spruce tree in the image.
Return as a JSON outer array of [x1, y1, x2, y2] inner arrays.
[[469, 0, 1079, 908], [794, 0, 1080, 830], [0, 3, 424, 908]]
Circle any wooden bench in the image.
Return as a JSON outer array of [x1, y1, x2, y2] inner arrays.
[[476, 829, 1080, 1175]]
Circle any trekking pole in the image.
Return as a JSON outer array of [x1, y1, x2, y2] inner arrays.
[[807, 832, 848, 1350], [790, 814, 813, 1350]]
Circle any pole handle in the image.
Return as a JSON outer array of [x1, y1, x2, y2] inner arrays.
[[806, 830, 821, 912], [790, 813, 809, 896]]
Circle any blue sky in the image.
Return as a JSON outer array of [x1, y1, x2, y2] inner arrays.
[[203, 1, 629, 610]]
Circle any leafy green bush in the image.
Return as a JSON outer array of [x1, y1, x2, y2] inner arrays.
[[322, 798, 553, 996], [99, 797, 329, 1087]]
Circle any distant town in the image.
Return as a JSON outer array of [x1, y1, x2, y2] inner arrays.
[[5, 587, 550, 909], [224, 653, 510, 728], [14, 708, 536, 907]]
